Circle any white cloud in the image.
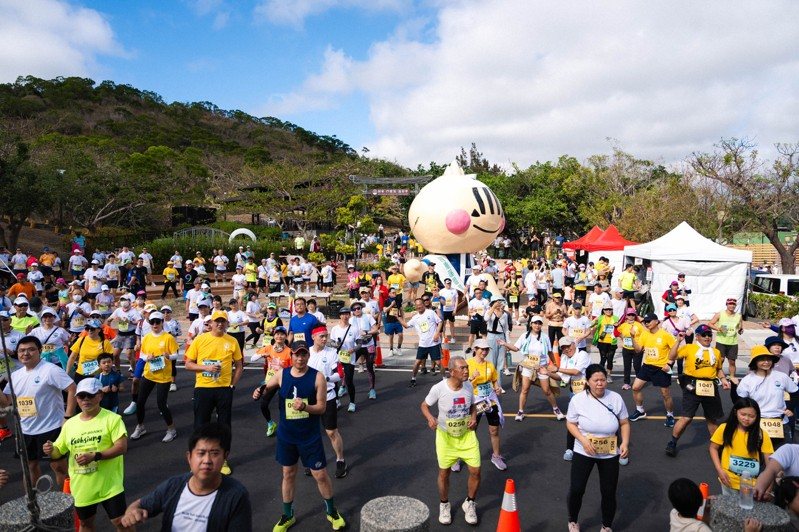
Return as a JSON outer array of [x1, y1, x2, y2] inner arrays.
[[186, 0, 231, 29], [269, 0, 799, 166], [254, 0, 409, 29], [0, 0, 125, 82]]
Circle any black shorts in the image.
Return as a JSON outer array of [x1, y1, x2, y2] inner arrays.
[[476, 403, 501, 427], [416, 344, 442, 361], [322, 398, 338, 430], [469, 319, 487, 336], [24, 427, 61, 461], [247, 281, 256, 289], [188, 313, 198, 322], [636, 364, 672, 388], [269, 282, 281, 293], [75, 491, 127, 521], [442, 311, 455, 323], [106, 280, 118, 289], [86, 292, 97, 301], [622, 290, 636, 300], [258, 279, 266, 288], [681, 379, 724, 421], [40, 266, 53, 277], [322, 281, 334, 287], [716, 343, 739, 360], [292, 278, 303, 285]]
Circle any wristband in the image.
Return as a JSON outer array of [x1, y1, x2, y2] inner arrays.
[[94, 452, 102, 462]]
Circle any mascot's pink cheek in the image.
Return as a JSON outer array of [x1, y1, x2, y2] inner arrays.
[[498, 218, 505, 233], [445, 209, 471, 234]]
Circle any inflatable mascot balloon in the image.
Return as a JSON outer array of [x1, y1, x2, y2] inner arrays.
[[406, 160, 505, 292]]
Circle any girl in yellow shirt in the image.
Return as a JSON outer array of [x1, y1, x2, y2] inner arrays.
[[465, 339, 507, 471]]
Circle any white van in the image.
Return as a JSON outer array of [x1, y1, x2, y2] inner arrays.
[[751, 274, 799, 296]]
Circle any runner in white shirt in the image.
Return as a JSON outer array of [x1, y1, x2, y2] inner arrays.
[[139, 249, 155, 276], [321, 263, 335, 294], [213, 252, 229, 285], [587, 284, 611, 319], [400, 298, 443, 387], [185, 280, 203, 321], [300, 261, 313, 292], [562, 303, 594, 350], [0, 335, 76, 487], [438, 280, 459, 342], [84, 262, 107, 301], [231, 267, 247, 303], [29, 308, 71, 368], [64, 295, 92, 335], [27, 264, 45, 294], [348, 302, 378, 406], [108, 299, 142, 370], [307, 327, 347, 478], [546, 337, 592, 461]]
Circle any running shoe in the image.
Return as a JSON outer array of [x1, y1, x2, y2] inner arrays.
[[357, 364, 365, 373], [606, 376, 613, 383], [169, 382, 177, 392], [664, 415, 675, 428], [600, 527, 613, 532], [553, 407, 565, 420], [336, 399, 341, 410], [465, 347, 472, 354], [327, 510, 346, 530], [665, 440, 677, 457], [368, 389, 376, 400], [335, 460, 347, 478], [421, 367, 428, 375], [451, 460, 461, 472], [122, 402, 137, 416], [514, 411, 524, 422], [628, 410, 647, 422], [621, 384, 631, 390], [431, 367, 438, 375], [568, 522, 580, 532], [272, 514, 296, 532], [490, 454, 507, 471], [130, 425, 146, 440], [563, 449, 574, 461], [439, 502, 452, 525], [499, 387, 506, 394], [221, 461, 232, 475], [0, 428, 12, 441], [462, 499, 478, 525], [304, 467, 312, 476], [337, 386, 347, 398], [408, 379, 417, 388], [162, 429, 177, 443], [266, 420, 277, 437], [348, 403, 356, 413]]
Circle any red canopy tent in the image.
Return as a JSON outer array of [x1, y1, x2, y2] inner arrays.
[[583, 224, 637, 251], [562, 225, 603, 250]]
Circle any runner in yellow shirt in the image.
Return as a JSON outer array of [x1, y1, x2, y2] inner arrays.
[[160, 261, 179, 299], [184, 310, 243, 475], [629, 313, 676, 426], [615, 309, 644, 390], [464, 339, 507, 471]]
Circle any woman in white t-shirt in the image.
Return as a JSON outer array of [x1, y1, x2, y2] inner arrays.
[[225, 298, 248, 353], [501, 316, 563, 421], [566, 364, 630, 532]]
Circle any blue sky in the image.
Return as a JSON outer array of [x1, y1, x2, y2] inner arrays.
[[2, 1, 798, 167]]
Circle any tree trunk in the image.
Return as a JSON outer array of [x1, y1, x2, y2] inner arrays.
[[7, 219, 24, 251], [766, 231, 796, 274]]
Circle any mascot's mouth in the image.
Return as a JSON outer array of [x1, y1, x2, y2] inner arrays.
[[472, 224, 500, 233]]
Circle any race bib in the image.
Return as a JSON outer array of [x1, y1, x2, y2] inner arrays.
[[81, 360, 99, 375], [166, 273, 175, 281], [729, 455, 759, 477], [476, 382, 492, 398], [88, 279, 99, 290], [97, 304, 109, 312], [644, 347, 659, 364], [285, 399, 309, 420], [446, 417, 468, 437], [390, 283, 400, 289], [521, 354, 540, 370], [261, 334, 273, 347], [760, 418, 784, 439], [588, 434, 617, 455], [148, 356, 165, 372], [16, 396, 36, 418], [74, 455, 98, 476], [509, 295, 518, 303], [419, 320, 430, 333], [389, 308, 398, 317], [294, 332, 306, 342], [604, 325, 614, 335], [571, 328, 585, 338], [72, 315, 85, 329], [571, 379, 586, 393], [695, 380, 715, 397], [201, 359, 221, 379], [445, 298, 454, 307], [42, 343, 55, 353], [622, 337, 633, 349], [118, 320, 129, 333], [338, 350, 352, 365]]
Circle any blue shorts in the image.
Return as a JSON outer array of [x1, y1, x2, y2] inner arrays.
[[384, 322, 403, 335], [276, 436, 327, 470], [133, 358, 146, 379], [416, 344, 442, 361]]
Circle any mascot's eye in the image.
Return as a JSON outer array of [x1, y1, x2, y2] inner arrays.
[[471, 209, 480, 217]]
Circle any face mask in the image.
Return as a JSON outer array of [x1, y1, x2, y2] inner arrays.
[[72, 295, 81, 302], [785, 326, 796, 337]]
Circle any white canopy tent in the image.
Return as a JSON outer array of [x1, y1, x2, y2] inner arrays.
[[623, 222, 753, 320]]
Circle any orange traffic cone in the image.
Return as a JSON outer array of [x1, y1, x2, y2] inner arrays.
[[375, 345, 384, 367], [63, 477, 79, 531], [697, 482, 710, 520], [441, 338, 451, 370], [496, 478, 521, 532]]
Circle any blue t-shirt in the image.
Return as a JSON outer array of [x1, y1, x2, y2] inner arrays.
[[288, 313, 320, 345], [97, 371, 124, 411]]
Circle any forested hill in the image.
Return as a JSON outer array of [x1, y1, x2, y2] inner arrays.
[[0, 75, 355, 162]]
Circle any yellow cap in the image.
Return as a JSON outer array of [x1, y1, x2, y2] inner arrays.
[[210, 310, 229, 322]]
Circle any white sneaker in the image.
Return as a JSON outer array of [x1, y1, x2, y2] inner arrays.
[[169, 383, 177, 392], [130, 425, 146, 440], [515, 411, 525, 422], [553, 407, 566, 421], [606, 376, 613, 383], [439, 502, 452, 525], [162, 429, 177, 443], [122, 402, 137, 416], [462, 499, 478, 525]]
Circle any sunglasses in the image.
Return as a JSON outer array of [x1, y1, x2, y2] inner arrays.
[[85, 327, 98, 332], [150, 319, 163, 324], [698, 332, 713, 338], [76, 393, 97, 400]]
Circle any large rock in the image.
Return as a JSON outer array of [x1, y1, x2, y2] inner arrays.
[[361, 496, 430, 532], [710, 493, 790, 532], [0, 491, 74, 531]]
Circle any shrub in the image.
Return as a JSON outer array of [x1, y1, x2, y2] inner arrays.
[[747, 293, 799, 321], [137, 235, 285, 269], [209, 221, 282, 241]]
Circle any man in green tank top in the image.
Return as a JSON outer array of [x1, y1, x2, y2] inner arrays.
[[708, 298, 743, 384]]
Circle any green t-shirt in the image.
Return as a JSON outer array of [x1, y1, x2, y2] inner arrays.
[[53, 408, 127, 506], [11, 315, 39, 334]]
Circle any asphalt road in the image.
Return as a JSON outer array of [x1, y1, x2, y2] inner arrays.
[[0, 366, 730, 531]]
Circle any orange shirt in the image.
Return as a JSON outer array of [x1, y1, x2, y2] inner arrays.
[[8, 282, 35, 299], [257, 344, 291, 375]]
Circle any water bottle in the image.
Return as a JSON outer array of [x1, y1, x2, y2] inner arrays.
[[739, 472, 754, 510]]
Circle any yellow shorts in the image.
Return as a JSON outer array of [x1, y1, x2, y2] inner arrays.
[[435, 428, 481, 469]]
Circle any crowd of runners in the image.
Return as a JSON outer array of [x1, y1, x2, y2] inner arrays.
[[3, 239, 799, 531]]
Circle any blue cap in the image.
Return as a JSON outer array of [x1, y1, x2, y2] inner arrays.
[[86, 319, 102, 329], [273, 326, 287, 334], [665, 303, 677, 311]]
